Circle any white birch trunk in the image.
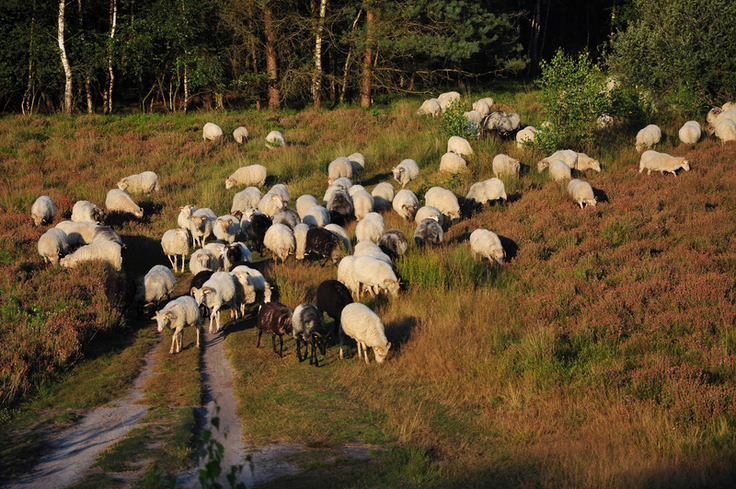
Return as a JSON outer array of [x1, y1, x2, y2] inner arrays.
[[104, 0, 117, 114], [312, 0, 328, 109], [58, 0, 73, 116]]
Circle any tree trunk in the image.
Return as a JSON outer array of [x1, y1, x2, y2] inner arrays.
[[103, 0, 117, 114], [527, 0, 541, 76], [360, 8, 374, 108], [263, 5, 280, 109], [77, 0, 93, 114], [58, 1, 73, 116], [22, 3, 37, 115], [312, 0, 328, 109], [183, 65, 189, 113], [340, 9, 361, 105]]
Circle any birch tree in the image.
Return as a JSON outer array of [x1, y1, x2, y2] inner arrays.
[[58, 0, 73, 116], [311, 0, 327, 109]]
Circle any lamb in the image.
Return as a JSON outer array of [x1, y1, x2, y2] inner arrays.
[[447, 136, 474, 157], [224, 242, 252, 271], [59, 241, 122, 271], [439, 152, 468, 174], [339, 303, 391, 364], [575, 153, 602, 172], [160, 229, 189, 273], [635, 124, 662, 152], [393, 189, 419, 221], [231, 187, 262, 215], [515, 126, 538, 148], [472, 100, 491, 118], [325, 188, 353, 221], [31, 196, 56, 226], [715, 119, 736, 143], [316, 279, 353, 336], [193, 271, 239, 333], [188, 208, 217, 247], [272, 209, 300, 229], [72, 200, 104, 224], [256, 302, 293, 357], [548, 160, 572, 182], [105, 189, 144, 219], [492, 154, 520, 177], [371, 182, 394, 211], [264, 223, 295, 263], [538, 149, 578, 172], [137, 265, 176, 310], [351, 188, 374, 221], [38, 228, 69, 265], [464, 178, 507, 212], [231, 265, 272, 304], [416, 98, 442, 117], [377, 230, 408, 260], [469, 229, 505, 264], [414, 206, 443, 227], [392, 159, 419, 188], [203, 122, 224, 141], [306, 227, 343, 264], [337, 255, 360, 300], [55, 220, 99, 246], [425, 186, 461, 223], [292, 304, 331, 367], [355, 212, 385, 243], [117, 171, 160, 194], [226, 165, 267, 190], [265, 130, 286, 148], [213, 215, 240, 243], [327, 157, 353, 185], [233, 126, 249, 143], [414, 218, 444, 247], [353, 255, 400, 299], [303, 205, 331, 228], [189, 248, 219, 276], [437, 91, 461, 112], [154, 296, 201, 354], [324, 223, 352, 253], [679, 121, 702, 144], [177, 205, 197, 230], [639, 150, 691, 176], [257, 192, 285, 218], [567, 179, 597, 208], [296, 195, 320, 219]]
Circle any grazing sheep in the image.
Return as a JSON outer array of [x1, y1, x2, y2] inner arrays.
[[265, 130, 286, 148], [296, 195, 320, 220], [72, 200, 104, 224], [233, 126, 249, 143], [327, 157, 353, 185], [416, 98, 442, 117], [708, 109, 736, 135], [324, 223, 352, 253], [723, 102, 736, 112], [414, 206, 443, 227], [472, 100, 491, 117], [223, 242, 252, 271], [105, 189, 143, 219], [679, 121, 702, 144], [303, 205, 331, 228], [353, 255, 400, 299], [515, 126, 538, 148], [268, 184, 291, 205], [414, 218, 444, 247], [480, 110, 505, 136], [316, 280, 353, 336], [272, 209, 300, 230], [496, 113, 521, 137], [437, 91, 461, 112], [371, 182, 394, 211], [339, 303, 391, 364], [264, 223, 295, 263], [189, 208, 217, 247], [245, 212, 272, 251], [354, 241, 392, 265], [154, 296, 201, 354], [392, 159, 419, 188], [177, 205, 197, 230], [330, 177, 353, 191], [478, 96, 494, 108], [439, 152, 468, 174], [91, 225, 123, 247], [213, 215, 240, 243], [59, 241, 122, 271], [189, 248, 219, 276], [715, 119, 736, 143], [393, 189, 419, 221], [567, 179, 597, 208], [231, 265, 272, 304], [193, 271, 239, 333], [257, 192, 285, 218], [538, 149, 578, 172], [306, 227, 343, 264], [203, 122, 224, 141], [337, 255, 360, 300], [38, 228, 69, 265], [31, 196, 56, 226], [548, 160, 572, 182], [575, 153, 602, 172], [377, 230, 408, 260], [465, 179, 507, 211], [256, 301, 293, 357], [117, 171, 160, 194], [294, 223, 310, 260], [348, 152, 366, 182], [351, 188, 374, 221], [355, 212, 385, 243], [231, 187, 262, 215], [639, 150, 691, 176], [635, 124, 662, 152], [325, 188, 353, 221], [470, 229, 505, 264], [292, 304, 331, 366], [137, 265, 176, 310], [447, 136, 474, 157], [161, 229, 190, 272], [226, 165, 267, 190], [492, 154, 520, 177], [55, 220, 99, 246], [425, 186, 461, 223]]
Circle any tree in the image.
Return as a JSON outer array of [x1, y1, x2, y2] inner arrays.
[[57, 0, 72, 115], [311, 0, 328, 109]]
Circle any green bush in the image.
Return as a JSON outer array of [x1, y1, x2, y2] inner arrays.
[[439, 99, 474, 139]]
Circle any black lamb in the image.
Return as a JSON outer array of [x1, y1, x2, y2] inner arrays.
[[316, 280, 353, 336], [256, 302, 293, 357]]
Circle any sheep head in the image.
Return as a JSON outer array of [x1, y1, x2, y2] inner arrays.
[[225, 177, 235, 190], [385, 279, 400, 298], [681, 159, 691, 171], [373, 342, 391, 364], [154, 310, 174, 332]]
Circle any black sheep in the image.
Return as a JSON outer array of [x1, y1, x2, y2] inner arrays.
[[104, 271, 137, 317], [306, 227, 343, 264], [378, 229, 408, 261], [292, 303, 332, 367], [247, 214, 272, 252], [326, 188, 353, 221], [414, 218, 444, 247], [256, 302, 293, 357], [316, 280, 353, 336]]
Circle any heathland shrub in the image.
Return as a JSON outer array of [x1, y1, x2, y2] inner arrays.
[[439, 99, 474, 140]]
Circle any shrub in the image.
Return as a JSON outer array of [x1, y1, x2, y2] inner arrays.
[[439, 99, 474, 139]]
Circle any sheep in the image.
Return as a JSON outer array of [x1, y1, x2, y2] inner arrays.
[[425, 186, 461, 223], [160, 229, 189, 273], [292, 304, 331, 366], [371, 182, 394, 211], [548, 160, 572, 182], [264, 223, 295, 263], [492, 154, 520, 177], [325, 188, 353, 221], [306, 227, 343, 264], [72, 200, 104, 224], [635, 124, 662, 152], [265, 130, 286, 148], [393, 189, 419, 221], [597, 114, 614, 129], [416, 98, 442, 117], [470, 229, 505, 265], [438, 91, 461, 112], [303, 205, 331, 228], [117, 171, 160, 194], [228, 271, 257, 317], [226, 164, 267, 190], [538, 149, 578, 172], [679, 121, 702, 144], [723, 102, 736, 112], [392, 159, 419, 188], [330, 177, 353, 191], [638, 150, 691, 176], [353, 255, 400, 299], [708, 109, 736, 135], [231, 265, 272, 304], [316, 279, 353, 336], [105, 189, 143, 219], [414, 218, 444, 247], [212, 215, 240, 244], [203, 122, 224, 141], [339, 303, 391, 364], [515, 126, 538, 148], [496, 113, 520, 137], [224, 242, 252, 271], [348, 152, 366, 182], [567, 179, 597, 208], [715, 119, 736, 143], [233, 126, 249, 143], [439, 152, 468, 174], [327, 157, 353, 185], [355, 212, 385, 243], [193, 271, 239, 333], [154, 296, 201, 354], [270, 209, 298, 231], [575, 153, 602, 172], [190, 270, 214, 301], [189, 248, 219, 276], [256, 302, 293, 357], [59, 241, 122, 271], [464, 179, 507, 212], [55, 220, 99, 246], [38, 228, 69, 265], [189, 208, 217, 247], [354, 241, 392, 265], [296, 195, 320, 220], [478, 96, 494, 108], [472, 100, 491, 118], [337, 255, 360, 300], [480, 110, 505, 136], [244, 212, 272, 252], [31, 196, 56, 226], [204, 242, 228, 271], [137, 265, 176, 310], [231, 187, 262, 215], [325, 223, 352, 253], [293, 223, 310, 260], [351, 188, 374, 221], [707, 106, 722, 126], [268, 184, 291, 205], [104, 271, 137, 316], [447, 136, 474, 157], [414, 206, 443, 227], [91, 225, 124, 247], [257, 192, 285, 218], [377, 230, 408, 260], [178, 205, 198, 230]]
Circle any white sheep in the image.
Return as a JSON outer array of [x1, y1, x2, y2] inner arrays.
[[154, 296, 201, 354], [438, 91, 461, 112], [193, 271, 239, 333], [228, 271, 257, 317], [472, 100, 491, 118], [371, 182, 394, 211], [231, 265, 272, 303], [137, 265, 176, 307], [268, 184, 291, 205], [355, 212, 384, 243], [117, 171, 160, 194], [416, 99, 442, 117], [351, 188, 374, 221], [353, 255, 400, 299], [303, 205, 330, 228], [548, 160, 572, 182], [91, 226, 123, 247], [538, 149, 578, 172], [203, 122, 224, 141], [425, 186, 461, 223], [213, 215, 240, 243], [294, 223, 310, 260], [331, 177, 353, 191], [515, 126, 537, 148], [715, 119, 736, 143], [189, 208, 217, 247], [59, 241, 123, 271], [231, 187, 262, 215], [635, 124, 662, 153], [679, 121, 702, 144], [708, 109, 736, 135], [478, 97, 494, 108], [393, 189, 419, 221], [226, 164, 267, 190], [463, 110, 483, 123], [106, 189, 143, 219], [354, 240, 392, 265], [256, 192, 285, 218], [233, 126, 249, 143], [204, 242, 228, 271], [177, 205, 197, 230], [325, 223, 352, 252], [465, 179, 507, 208], [414, 205, 443, 227], [723, 102, 736, 112], [392, 159, 419, 188], [189, 248, 219, 276], [439, 152, 468, 174], [348, 152, 366, 182], [263, 223, 296, 263], [337, 255, 360, 300], [575, 153, 602, 172], [447, 136, 474, 157], [327, 157, 353, 185], [339, 303, 391, 364], [161, 229, 190, 272], [38, 228, 69, 265], [31, 196, 56, 226], [71, 200, 104, 224], [567, 179, 597, 208], [265, 130, 286, 148], [296, 195, 320, 220], [492, 154, 520, 177], [639, 150, 691, 176], [469, 229, 505, 264], [55, 220, 99, 246]]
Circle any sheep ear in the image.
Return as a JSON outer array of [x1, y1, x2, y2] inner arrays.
[[386, 342, 392, 351]]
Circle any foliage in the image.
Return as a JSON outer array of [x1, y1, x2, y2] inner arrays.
[[438, 99, 473, 139]]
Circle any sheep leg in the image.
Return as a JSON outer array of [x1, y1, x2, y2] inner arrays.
[[296, 339, 304, 362], [195, 321, 200, 348], [256, 329, 263, 348], [167, 255, 176, 271], [279, 335, 284, 358]]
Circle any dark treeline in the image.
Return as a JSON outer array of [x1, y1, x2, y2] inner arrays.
[[0, 0, 624, 115]]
